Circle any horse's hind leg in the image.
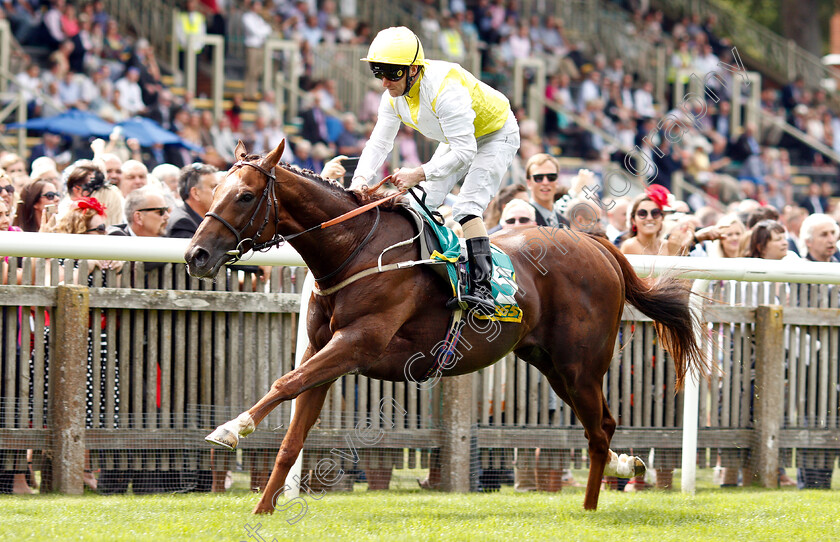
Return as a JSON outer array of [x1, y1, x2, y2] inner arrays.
[[554, 373, 644, 510], [599, 394, 646, 481], [553, 372, 612, 511], [253, 383, 331, 515]]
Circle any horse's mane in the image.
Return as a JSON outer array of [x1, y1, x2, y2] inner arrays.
[[266, 157, 406, 210]]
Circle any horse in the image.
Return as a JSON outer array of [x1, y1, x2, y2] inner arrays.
[[185, 141, 706, 515]]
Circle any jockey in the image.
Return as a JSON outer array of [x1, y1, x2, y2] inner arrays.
[[351, 26, 520, 315]]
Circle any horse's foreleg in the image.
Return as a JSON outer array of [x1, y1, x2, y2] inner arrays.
[[249, 343, 318, 427], [206, 344, 318, 450], [252, 383, 331, 515], [247, 324, 395, 420]]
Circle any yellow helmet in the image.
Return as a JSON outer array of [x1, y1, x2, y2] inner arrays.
[[361, 27, 426, 66]]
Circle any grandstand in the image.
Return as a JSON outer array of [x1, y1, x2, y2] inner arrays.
[[0, 0, 836, 209], [1, 0, 839, 499]]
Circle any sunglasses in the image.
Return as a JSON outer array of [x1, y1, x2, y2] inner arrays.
[[505, 217, 533, 225], [370, 63, 407, 82], [0, 185, 14, 194], [40, 191, 61, 200], [530, 173, 558, 183], [85, 224, 107, 234], [138, 206, 170, 216], [635, 208, 663, 219]]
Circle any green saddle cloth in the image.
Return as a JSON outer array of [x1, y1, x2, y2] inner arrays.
[[414, 206, 522, 323]]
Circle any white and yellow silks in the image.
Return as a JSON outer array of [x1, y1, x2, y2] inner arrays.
[[352, 59, 518, 206]]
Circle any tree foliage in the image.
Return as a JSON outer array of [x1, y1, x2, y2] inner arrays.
[[712, 0, 836, 54]]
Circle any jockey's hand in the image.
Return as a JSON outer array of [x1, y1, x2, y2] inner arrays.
[[392, 167, 425, 191]]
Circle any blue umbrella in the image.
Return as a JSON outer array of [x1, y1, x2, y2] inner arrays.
[[6, 109, 115, 138], [117, 116, 202, 151]]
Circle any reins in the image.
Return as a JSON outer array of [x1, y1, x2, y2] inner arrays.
[[205, 164, 405, 284]]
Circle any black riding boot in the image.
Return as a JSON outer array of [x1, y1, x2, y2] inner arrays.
[[458, 237, 495, 316]]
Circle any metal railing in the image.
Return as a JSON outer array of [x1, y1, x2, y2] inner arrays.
[[0, 20, 71, 155], [168, 12, 226, 119], [0, 19, 11, 94], [0, 89, 29, 155], [672, 67, 840, 165], [262, 39, 302, 126], [760, 110, 840, 165], [356, 0, 417, 35], [102, 0, 174, 69]]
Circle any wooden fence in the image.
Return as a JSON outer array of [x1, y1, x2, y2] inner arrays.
[[1, 258, 838, 492]]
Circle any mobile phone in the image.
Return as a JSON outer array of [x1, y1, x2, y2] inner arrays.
[[44, 203, 57, 217], [342, 157, 360, 173], [342, 157, 360, 188]]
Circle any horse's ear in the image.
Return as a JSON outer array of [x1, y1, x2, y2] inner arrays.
[[234, 140, 247, 161], [262, 139, 285, 170]]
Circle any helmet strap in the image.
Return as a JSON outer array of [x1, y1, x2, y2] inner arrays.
[[402, 65, 421, 96], [401, 35, 422, 97]]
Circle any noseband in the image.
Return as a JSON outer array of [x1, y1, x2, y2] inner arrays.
[[205, 160, 282, 262]]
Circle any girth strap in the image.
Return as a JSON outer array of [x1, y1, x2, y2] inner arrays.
[[313, 258, 443, 296]]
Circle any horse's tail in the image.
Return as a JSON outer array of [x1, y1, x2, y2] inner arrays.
[[590, 235, 708, 390]]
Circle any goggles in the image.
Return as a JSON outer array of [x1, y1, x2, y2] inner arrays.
[[370, 63, 408, 82]]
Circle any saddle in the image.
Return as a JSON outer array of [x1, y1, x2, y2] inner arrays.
[[397, 203, 522, 323]]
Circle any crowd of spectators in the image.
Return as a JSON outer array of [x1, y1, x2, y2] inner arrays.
[[1, 0, 839, 494], [483, 152, 838, 490]]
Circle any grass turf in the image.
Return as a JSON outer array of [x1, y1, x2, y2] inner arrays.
[[2, 481, 839, 541]]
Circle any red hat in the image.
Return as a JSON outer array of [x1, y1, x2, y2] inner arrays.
[[77, 196, 106, 216], [645, 184, 673, 211]]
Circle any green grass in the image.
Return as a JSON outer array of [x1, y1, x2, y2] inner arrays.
[[2, 472, 840, 542]]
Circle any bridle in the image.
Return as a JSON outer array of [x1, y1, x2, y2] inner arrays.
[[204, 159, 388, 283], [205, 160, 283, 262]]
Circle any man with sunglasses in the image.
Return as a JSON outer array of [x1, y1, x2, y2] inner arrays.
[[524, 153, 568, 228], [108, 187, 171, 240], [352, 26, 520, 315]]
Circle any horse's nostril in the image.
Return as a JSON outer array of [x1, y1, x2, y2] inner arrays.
[[192, 247, 209, 268]]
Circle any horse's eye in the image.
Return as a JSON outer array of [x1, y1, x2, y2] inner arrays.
[[239, 193, 255, 203]]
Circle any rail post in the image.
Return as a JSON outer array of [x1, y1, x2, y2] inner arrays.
[[440, 374, 472, 492], [752, 304, 784, 487], [49, 285, 90, 494]]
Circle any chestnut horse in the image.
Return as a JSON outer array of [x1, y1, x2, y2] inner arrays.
[[185, 141, 705, 515]]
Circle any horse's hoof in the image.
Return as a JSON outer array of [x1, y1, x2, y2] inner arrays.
[[205, 412, 255, 449], [633, 456, 647, 477], [205, 425, 238, 450], [252, 504, 275, 515]]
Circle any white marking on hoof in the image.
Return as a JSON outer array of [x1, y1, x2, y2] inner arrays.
[[204, 412, 256, 450], [603, 450, 646, 478], [205, 425, 239, 449], [235, 412, 256, 437]]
